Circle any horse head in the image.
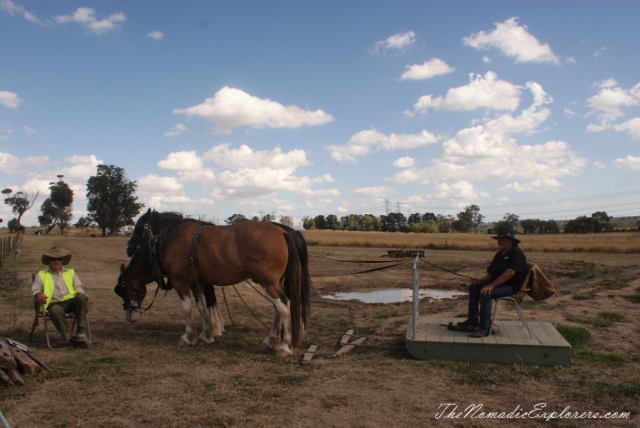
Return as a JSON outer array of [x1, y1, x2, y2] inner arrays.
[[126, 208, 154, 257], [115, 260, 147, 323]]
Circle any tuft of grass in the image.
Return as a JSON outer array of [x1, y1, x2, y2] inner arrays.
[[575, 349, 626, 367], [592, 382, 640, 399], [571, 293, 594, 301], [622, 294, 640, 304], [556, 324, 591, 349], [598, 280, 630, 290], [568, 268, 597, 279], [520, 300, 547, 308], [374, 309, 402, 319], [597, 311, 627, 322], [564, 314, 613, 328]]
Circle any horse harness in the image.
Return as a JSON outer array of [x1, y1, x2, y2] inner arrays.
[[122, 223, 210, 312]]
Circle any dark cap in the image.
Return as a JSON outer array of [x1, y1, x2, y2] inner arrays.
[[491, 226, 521, 244]]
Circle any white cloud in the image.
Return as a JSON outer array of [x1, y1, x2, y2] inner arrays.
[[157, 151, 216, 183], [482, 56, 491, 64], [54, 7, 126, 35], [564, 108, 577, 117], [327, 129, 438, 163], [0, 91, 22, 109], [565, 57, 576, 65], [311, 173, 336, 184], [374, 30, 415, 54], [173, 86, 333, 133], [407, 71, 521, 114], [592, 47, 607, 58], [0, 0, 41, 24], [399, 58, 455, 81], [147, 30, 163, 40], [432, 180, 488, 199], [392, 157, 414, 168], [164, 122, 188, 137], [22, 125, 37, 135], [204, 143, 309, 170], [612, 155, 640, 170], [137, 174, 184, 193], [391, 83, 585, 192], [613, 117, 640, 138], [0, 151, 47, 174], [499, 179, 562, 193], [593, 161, 605, 169], [353, 186, 394, 198], [586, 81, 640, 130], [463, 17, 560, 64]]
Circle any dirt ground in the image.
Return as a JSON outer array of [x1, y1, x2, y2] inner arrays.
[[1, 238, 639, 427]]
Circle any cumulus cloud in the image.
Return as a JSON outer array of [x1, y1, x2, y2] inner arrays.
[[157, 150, 216, 183], [374, 31, 415, 54], [407, 71, 521, 115], [0, 151, 48, 174], [586, 81, 640, 131], [391, 82, 586, 194], [311, 173, 336, 184], [392, 157, 415, 168], [614, 117, 640, 138], [499, 179, 562, 193], [204, 143, 309, 170], [432, 180, 489, 199], [463, 17, 560, 64], [400, 58, 455, 81], [147, 30, 163, 40], [0, 0, 41, 24], [327, 129, 438, 163], [54, 7, 126, 35], [0, 90, 22, 109], [353, 186, 394, 198], [612, 155, 640, 170], [173, 86, 333, 133]]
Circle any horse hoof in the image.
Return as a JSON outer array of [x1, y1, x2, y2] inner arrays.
[[197, 337, 214, 346], [276, 348, 293, 358]]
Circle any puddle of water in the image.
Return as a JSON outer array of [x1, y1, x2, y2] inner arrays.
[[322, 288, 466, 304]]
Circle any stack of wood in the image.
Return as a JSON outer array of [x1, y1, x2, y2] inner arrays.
[[0, 338, 50, 386]]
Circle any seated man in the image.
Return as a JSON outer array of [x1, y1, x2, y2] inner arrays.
[[458, 227, 527, 337], [31, 246, 90, 347]]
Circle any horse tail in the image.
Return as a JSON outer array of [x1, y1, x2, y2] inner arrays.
[[283, 230, 311, 348]]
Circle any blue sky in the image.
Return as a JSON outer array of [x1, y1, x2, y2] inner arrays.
[[1, 1, 640, 227]]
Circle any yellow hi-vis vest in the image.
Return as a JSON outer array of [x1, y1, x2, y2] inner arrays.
[[39, 269, 76, 311]]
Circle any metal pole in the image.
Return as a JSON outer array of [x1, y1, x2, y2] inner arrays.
[[411, 254, 419, 339]]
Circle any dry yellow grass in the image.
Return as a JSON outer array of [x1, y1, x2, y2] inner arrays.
[[301, 230, 640, 253]]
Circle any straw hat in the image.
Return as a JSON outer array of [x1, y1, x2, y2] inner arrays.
[[41, 246, 72, 266]]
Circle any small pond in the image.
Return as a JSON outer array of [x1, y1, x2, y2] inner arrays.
[[322, 288, 466, 304]]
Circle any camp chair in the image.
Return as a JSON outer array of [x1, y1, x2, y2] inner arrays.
[[29, 273, 91, 350], [488, 264, 534, 339]]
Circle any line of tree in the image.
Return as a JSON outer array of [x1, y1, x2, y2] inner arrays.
[[2, 165, 144, 236]]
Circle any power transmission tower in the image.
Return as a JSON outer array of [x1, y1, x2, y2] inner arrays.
[[383, 199, 391, 214], [395, 200, 402, 213]]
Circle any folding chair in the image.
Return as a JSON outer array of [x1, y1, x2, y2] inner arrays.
[[28, 273, 91, 350], [487, 262, 535, 339]]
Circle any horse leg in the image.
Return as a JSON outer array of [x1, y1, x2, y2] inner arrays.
[[263, 292, 293, 358], [194, 290, 216, 345], [178, 293, 198, 346], [211, 302, 225, 336], [204, 283, 224, 336]]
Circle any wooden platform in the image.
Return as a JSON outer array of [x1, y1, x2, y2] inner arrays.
[[406, 317, 571, 366]]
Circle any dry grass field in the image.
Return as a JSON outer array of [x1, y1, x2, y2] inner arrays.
[[0, 231, 639, 427]]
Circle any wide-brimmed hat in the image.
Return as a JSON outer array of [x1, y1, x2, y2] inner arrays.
[[42, 246, 72, 266], [491, 226, 521, 244]]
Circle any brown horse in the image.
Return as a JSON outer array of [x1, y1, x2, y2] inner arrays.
[[116, 213, 311, 357]]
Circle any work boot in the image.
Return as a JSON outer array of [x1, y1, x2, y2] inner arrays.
[[74, 327, 87, 343]]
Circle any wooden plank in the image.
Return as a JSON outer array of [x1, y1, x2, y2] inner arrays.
[[503, 324, 528, 346], [438, 319, 456, 344], [338, 329, 354, 345], [301, 344, 318, 365], [332, 336, 367, 358], [540, 322, 571, 348], [530, 323, 554, 346]]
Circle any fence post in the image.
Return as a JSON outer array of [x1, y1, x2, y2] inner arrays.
[[411, 254, 419, 340]]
